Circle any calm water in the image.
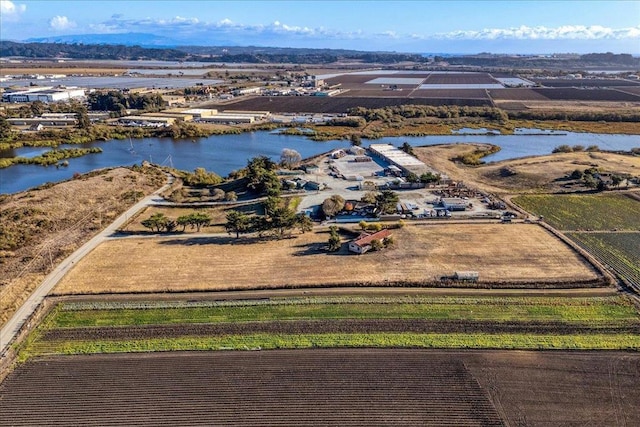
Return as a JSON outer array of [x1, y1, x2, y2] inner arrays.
[[1, 131, 639, 194]]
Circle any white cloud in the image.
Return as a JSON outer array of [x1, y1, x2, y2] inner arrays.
[[435, 25, 640, 40], [49, 15, 76, 31], [0, 0, 26, 20]]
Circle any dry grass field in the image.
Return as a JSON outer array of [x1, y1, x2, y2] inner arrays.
[[54, 224, 599, 295], [414, 144, 640, 193], [0, 167, 165, 326]]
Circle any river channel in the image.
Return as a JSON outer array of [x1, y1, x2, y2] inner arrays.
[[1, 130, 638, 194]]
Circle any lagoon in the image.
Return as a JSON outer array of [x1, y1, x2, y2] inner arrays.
[[1, 131, 638, 194]]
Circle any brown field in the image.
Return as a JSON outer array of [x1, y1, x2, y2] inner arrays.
[[534, 78, 640, 88], [0, 167, 165, 326], [54, 224, 599, 295], [409, 89, 490, 99], [337, 88, 411, 97], [489, 88, 550, 101], [1, 349, 638, 426], [616, 86, 640, 96], [214, 96, 492, 113], [532, 88, 640, 101], [422, 73, 499, 85], [414, 144, 640, 194]]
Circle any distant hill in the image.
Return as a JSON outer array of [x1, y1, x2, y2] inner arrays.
[[25, 33, 183, 48], [0, 40, 188, 60]]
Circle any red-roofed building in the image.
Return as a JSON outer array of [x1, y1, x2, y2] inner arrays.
[[348, 229, 392, 254]]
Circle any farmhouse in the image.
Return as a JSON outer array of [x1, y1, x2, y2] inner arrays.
[[348, 229, 392, 254]]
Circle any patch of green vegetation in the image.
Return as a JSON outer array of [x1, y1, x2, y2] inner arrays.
[[50, 296, 639, 328], [21, 333, 640, 360], [513, 193, 640, 230]]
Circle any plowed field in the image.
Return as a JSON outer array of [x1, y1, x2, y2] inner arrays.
[[2, 350, 639, 426]]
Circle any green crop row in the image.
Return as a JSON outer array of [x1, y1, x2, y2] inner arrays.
[[513, 194, 640, 231], [22, 333, 640, 360], [50, 296, 639, 328]]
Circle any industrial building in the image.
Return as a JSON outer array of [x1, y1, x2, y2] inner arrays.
[[118, 116, 176, 127], [368, 143, 449, 181], [2, 86, 85, 103]]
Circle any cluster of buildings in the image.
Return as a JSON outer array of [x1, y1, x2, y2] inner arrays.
[[117, 108, 270, 127], [7, 112, 78, 130]]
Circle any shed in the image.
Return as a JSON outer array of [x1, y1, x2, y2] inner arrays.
[[454, 271, 479, 282]]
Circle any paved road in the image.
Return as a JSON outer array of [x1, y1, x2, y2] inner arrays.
[[0, 178, 173, 357]]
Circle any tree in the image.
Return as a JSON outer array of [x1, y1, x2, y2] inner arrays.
[[370, 239, 383, 251], [225, 191, 238, 202], [267, 206, 298, 239], [406, 172, 419, 183], [350, 134, 362, 146], [360, 191, 378, 204], [295, 213, 313, 234], [375, 190, 399, 214], [359, 220, 368, 231], [280, 148, 302, 169], [246, 155, 280, 195], [189, 212, 212, 231], [327, 226, 341, 252], [176, 215, 191, 232], [0, 116, 13, 140], [321, 195, 345, 217], [400, 142, 415, 156], [225, 210, 251, 238], [383, 236, 395, 248], [611, 175, 623, 188], [141, 213, 170, 232]]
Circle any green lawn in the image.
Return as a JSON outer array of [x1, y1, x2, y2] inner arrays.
[[51, 296, 639, 328], [513, 193, 640, 231]]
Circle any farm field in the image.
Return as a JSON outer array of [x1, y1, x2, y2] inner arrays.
[[568, 232, 640, 291], [17, 294, 640, 357], [532, 88, 640, 101], [489, 88, 550, 101], [409, 88, 490, 98], [513, 193, 640, 230], [422, 73, 499, 85], [53, 224, 600, 295], [533, 78, 640, 88], [2, 350, 639, 426]]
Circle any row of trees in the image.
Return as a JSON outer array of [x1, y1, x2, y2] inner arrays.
[[349, 105, 509, 123], [225, 196, 313, 240], [141, 212, 212, 233]]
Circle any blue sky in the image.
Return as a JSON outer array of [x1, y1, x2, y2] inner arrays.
[[1, 0, 639, 53]]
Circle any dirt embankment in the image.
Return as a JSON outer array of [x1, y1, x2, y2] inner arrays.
[[0, 166, 165, 327]]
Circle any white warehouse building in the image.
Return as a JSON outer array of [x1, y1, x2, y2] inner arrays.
[[2, 86, 86, 103]]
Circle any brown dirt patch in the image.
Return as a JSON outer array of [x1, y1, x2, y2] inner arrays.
[[54, 224, 599, 295]]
